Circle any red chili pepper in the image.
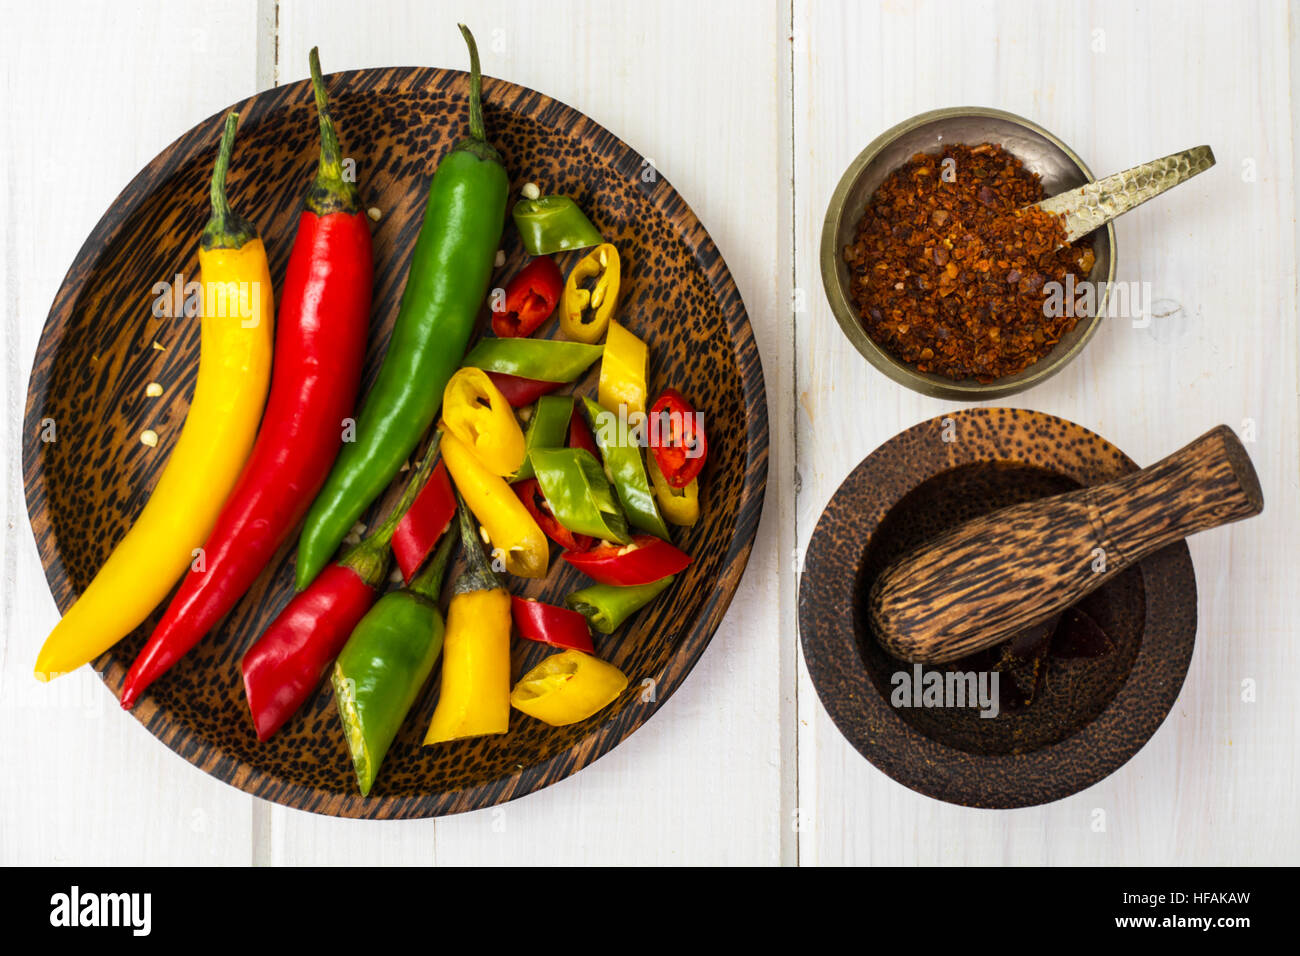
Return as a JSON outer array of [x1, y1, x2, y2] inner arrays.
[[391, 460, 455, 582], [568, 405, 600, 458], [648, 388, 708, 488], [120, 53, 372, 711], [241, 563, 377, 741], [562, 535, 692, 585], [491, 256, 563, 337], [486, 370, 564, 407], [514, 478, 594, 552], [511, 596, 594, 653], [239, 436, 441, 740]]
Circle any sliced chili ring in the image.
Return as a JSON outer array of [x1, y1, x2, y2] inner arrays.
[[648, 388, 707, 488], [568, 405, 600, 458], [511, 596, 595, 654], [391, 460, 456, 582], [562, 535, 692, 586], [513, 478, 594, 553], [486, 370, 564, 408], [491, 256, 564, 337]]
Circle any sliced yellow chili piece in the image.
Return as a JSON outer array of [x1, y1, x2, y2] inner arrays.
[[597, 319, 648, 416], [423, 585, 512, 743], [439, 430, 549, 578], [509, 649, 628, 726], [561, 243, 620, 343], [648, 454, 700, 526], [440, 367, 525, 476]]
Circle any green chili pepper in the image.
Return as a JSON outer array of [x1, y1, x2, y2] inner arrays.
[[512, 195, 603, 255], [331, 521, 458, 796], [295, 24, 509, 591], [463, 338, 604, 383], [529, 448, 631, 544], [566, 576, 675, 634], [581, 397, 670, 539], [514, 395, 573, 482]]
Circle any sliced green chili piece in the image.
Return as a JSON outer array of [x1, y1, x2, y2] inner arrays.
[[512, 195, 603, 255], [529, 447, 630, 544], [463, 338, 604, 383], [581, 397, 670, 539], [513, 395, 574, 482], [331, 524, 458, 796], [565, 575, 675, 634]]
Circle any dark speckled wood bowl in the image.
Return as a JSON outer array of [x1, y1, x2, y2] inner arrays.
[[798, 408, 1195, 808], [23, 66, 767, 818]]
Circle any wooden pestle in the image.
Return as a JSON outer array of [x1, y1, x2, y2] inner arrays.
[[869, 425, 1263, 664]]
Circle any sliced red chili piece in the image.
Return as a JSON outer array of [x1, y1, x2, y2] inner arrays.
[[491, 256, 564, 337], [568, 405, 600, 458], [511, 595, 595, 653], [486, 370, 564, 407], [514, 478, 594, 553], [648, 388, 707, 488], [391, 460, 456, 582], [562, 535, 691, 586]]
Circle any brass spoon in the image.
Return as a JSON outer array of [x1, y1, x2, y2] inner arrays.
[[1033, 145, 1215, 244]]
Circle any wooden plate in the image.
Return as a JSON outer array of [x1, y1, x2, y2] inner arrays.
[[22, 66, 767, 818], [798, 408, 1194, 808]]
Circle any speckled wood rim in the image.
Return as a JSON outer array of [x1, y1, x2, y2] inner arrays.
[[819, 106, 1118, 401], [797, 408, 1195, 809], [22, 66, 769, 818]]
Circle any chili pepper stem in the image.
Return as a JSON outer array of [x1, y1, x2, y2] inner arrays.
[[336, 434, 442, 588], [455, 24, 502, 163], [408, 519, 459, 602], [306, 48, 361, 215], [201, 112, 258, 251], [453, 493, 504, 595]]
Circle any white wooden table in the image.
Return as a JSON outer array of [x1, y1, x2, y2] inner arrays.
[[2, 0, 1295, 865]]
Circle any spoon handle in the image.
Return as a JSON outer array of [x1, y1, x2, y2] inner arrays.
[[1036, 145, 1216, 243], [869, 425, 1262, 664]]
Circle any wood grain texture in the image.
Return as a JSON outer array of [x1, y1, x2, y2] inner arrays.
[[871, 425, 1263, 663], [794, 0, 1299, 864], [21, 60, 767, 819]]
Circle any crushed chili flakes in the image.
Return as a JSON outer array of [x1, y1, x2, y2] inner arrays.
[[843, 143, 1095, 382]]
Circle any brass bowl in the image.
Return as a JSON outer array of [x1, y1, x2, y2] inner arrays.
[[819, 107, 1117, 400]]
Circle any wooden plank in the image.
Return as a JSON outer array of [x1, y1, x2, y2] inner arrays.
[[0, 0, 265, 864], [793, 0, 1299, 864], [270, 0, 789, 864]]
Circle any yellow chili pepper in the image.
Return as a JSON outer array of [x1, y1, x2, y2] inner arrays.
[[440, 367, 525, 476], [34, 113, 273, 681], [597, 319, 648, 416], [561, 243, 620, 343], [510, 649, 629, 726], [424, 502, 512, 743], [648, 454, 700, 526], [438, 429, 549, 578]]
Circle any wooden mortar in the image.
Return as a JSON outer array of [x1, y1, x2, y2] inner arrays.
[[869, 426, 1262, 664]]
